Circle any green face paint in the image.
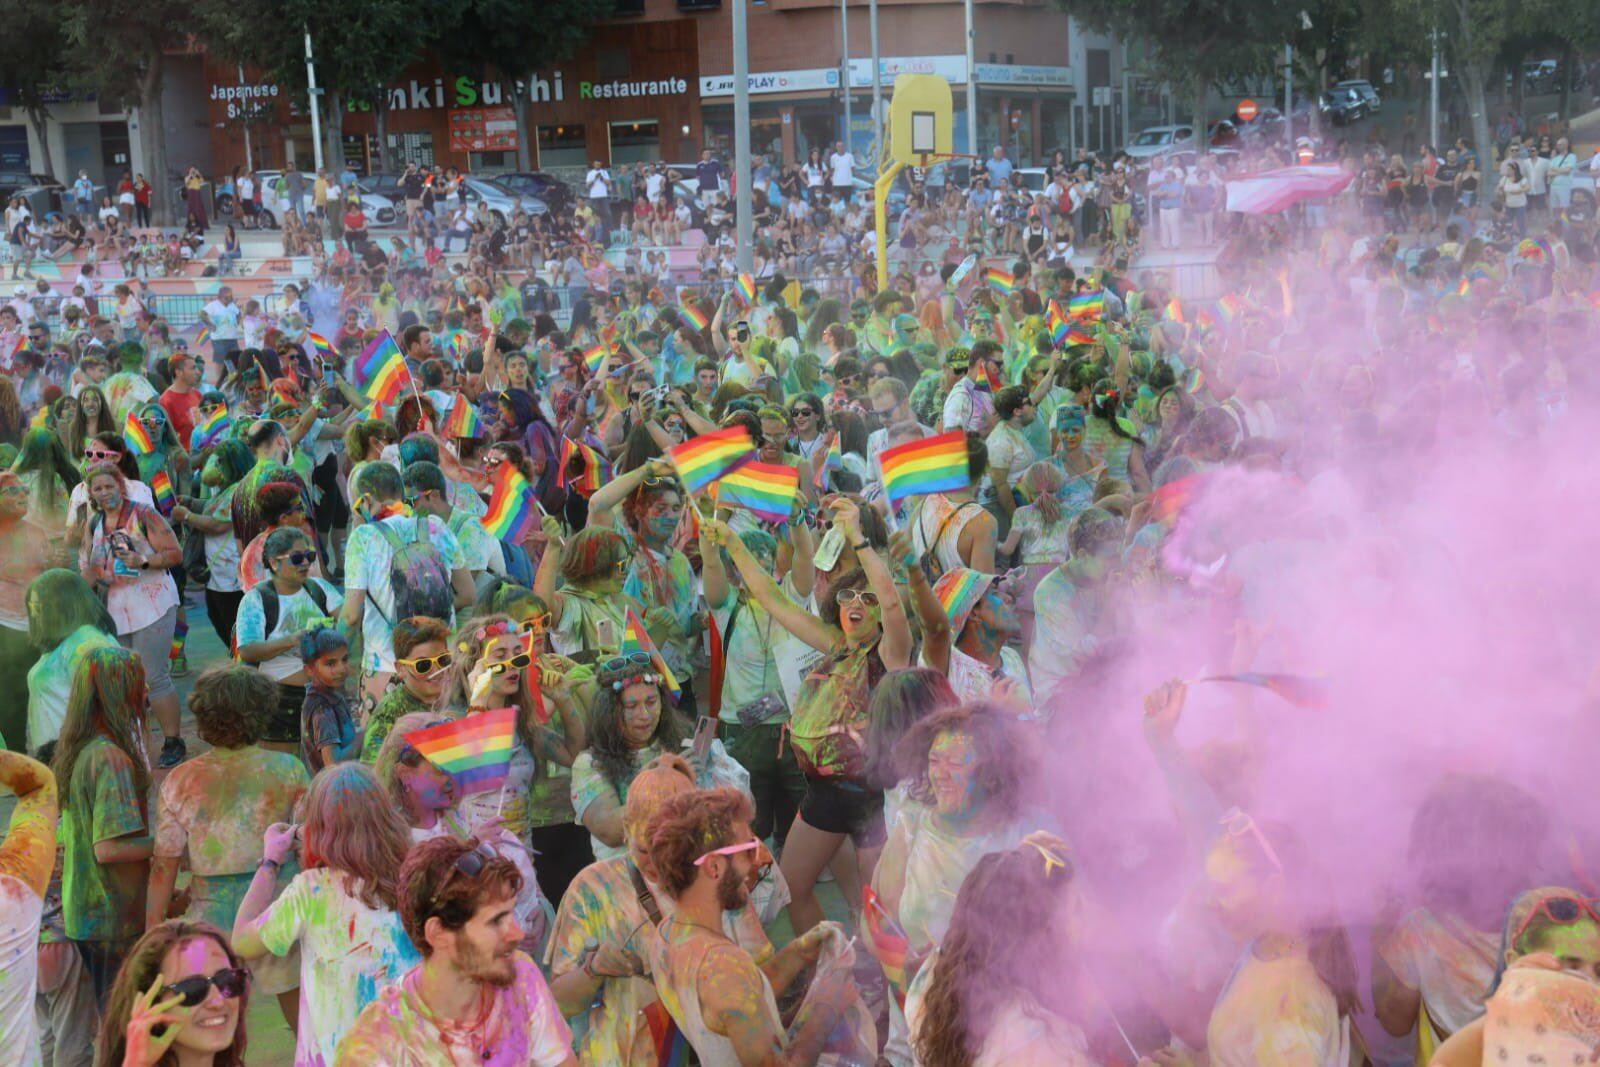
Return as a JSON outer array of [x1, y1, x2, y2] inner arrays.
[[1523, 917, 1600, 976]]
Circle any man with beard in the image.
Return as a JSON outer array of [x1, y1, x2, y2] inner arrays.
[[336, 836, 577, 1065], [643, 788, 857, 1065]]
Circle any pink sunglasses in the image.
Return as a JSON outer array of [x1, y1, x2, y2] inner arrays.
[[693, 839, 762, 868]]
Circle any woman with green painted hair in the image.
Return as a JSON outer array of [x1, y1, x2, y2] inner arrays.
[[24, 568, 116, 751], [11, 425, 80, 563]]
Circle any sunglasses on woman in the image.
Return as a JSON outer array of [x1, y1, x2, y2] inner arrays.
[[1511, 895, 1600, 949], [519, 615, 551, 635], [600, 650, 655, 675], [397, 651, 453, 674], [836, 589, 879, 607], [791, 407, 815, 418], [276, 550, 316, 567], [484, 651, 533, 674], [84, 448, 120, 462], [160, 966, 249, 1008]]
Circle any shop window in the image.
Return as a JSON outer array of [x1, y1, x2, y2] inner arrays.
[[609, 120, 661, 165], [387, 132, 436, 169], [538, 125, 587, 169], [470, 150, 515, 170], [0, 127, 29, 171]]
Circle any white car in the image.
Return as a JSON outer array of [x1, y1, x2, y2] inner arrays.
[[253, 170, 397, 229], [1126, 125, 1195, 160]]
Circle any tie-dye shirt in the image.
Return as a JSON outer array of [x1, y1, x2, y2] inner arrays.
[[59, 737, 147, 943], [154, 745, 309, 876], [257, 866, 422, 1067], [335, 954, 572, 1067]]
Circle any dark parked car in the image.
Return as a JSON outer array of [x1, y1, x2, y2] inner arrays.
[[490, 171, 573, 213], [1319, 87, 1366, 126]]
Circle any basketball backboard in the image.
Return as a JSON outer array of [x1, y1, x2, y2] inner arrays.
[[887, 74, 953, 167]]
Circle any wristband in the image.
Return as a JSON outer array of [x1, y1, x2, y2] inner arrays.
[[259, 857, 282, 872], [850, 540, 869, 553]]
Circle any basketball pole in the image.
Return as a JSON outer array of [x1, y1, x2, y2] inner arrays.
[[874, 158, 906, 291]]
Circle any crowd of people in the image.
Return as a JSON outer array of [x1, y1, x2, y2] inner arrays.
[[0, 115, 1596, 1067]]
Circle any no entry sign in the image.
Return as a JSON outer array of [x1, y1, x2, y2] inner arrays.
[[1237, 98, 1259, 122]]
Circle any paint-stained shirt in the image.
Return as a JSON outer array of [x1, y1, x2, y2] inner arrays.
[[0, 763, 56, 1067], [1206, 949, 1349, 1067], [154, 746, 308, 877], [59, 738, 146, 943], [362, 686, 432, 764], [344, 515, 464, 674], [258, 867, 422, 1067], [335, 953, 572, 1067]]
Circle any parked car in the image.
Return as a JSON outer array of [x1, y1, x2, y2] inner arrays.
[[1521, 60, 1558, 92], [1320, 87, 1368, 126], [252, 170, 397, 229], [1125, 125, 1195, 159], [1012, 167, 1051, 194], [1208, 120, 1242, 147], [455, 177, 546, 223], [1335, 79, 1382, 113], [489, 171, 574, 213]]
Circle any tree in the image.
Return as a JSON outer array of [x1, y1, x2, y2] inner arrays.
[[209, 0, 432, 175], [60, 0, 213, 223], [433, 0, 615, 170], [1054, 0, 1305, 154], [0, 0, 75, 178]]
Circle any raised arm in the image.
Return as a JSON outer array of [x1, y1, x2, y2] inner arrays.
[[709, 518, 839, 654], [890, 528, 950, 674], [831, 498, 912, 669], [587, 456, 672, 529], [0, 751, 57, 899]]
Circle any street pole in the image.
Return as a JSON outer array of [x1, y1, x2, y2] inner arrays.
[[869, 0, 882, 166], [733, 0, 753, 273], [1430, 29, 1441, 147], [840, 0, 852, 155], [238, 64, 254, 172], [964, 0, 978, 158], [1284, 43, 1293, 156], [304, 27, 325, 172], [1121, 41, 1131, 150]]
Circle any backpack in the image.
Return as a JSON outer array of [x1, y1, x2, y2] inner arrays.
[[498, 537, 534, 587], [260, 580, 332, 639], [366, 516, 455, 625]]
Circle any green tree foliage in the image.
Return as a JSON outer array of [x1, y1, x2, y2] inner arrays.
[[0, 0, 75, 177]]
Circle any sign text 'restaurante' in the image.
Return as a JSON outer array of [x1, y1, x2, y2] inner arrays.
[[579, 78, 690, 99]]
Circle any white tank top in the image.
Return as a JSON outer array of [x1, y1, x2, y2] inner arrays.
[[913, 496, 983, 572], [651, 931, 784, 1067]]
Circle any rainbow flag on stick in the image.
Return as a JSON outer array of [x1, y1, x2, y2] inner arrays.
[[623, 608, 681, 698], [481, 463, 541, 542], [668, 426, 754, 493], [813, 431, 843, 490], [1069, 292, 1106, 321], [404, 707, 518, 795], [353, 331, 412, 406], [582, 342, 607, 373], [557, 437, 610, 496], [985, 267, 1015, 293], [1195, 672, 1330, 710], [716, 461, 799, 525], [735, 273, 758, 305], [878, 430, 970, 507], [195, 327, 211, 350], [441, 394, 482, 440], [678, 297, 710, 332], [149, 470, 176, 515], [192, 406, 230, 451], [863, 886, 911, 1007], [1164, 299, 1186, 324], [1215, 293, 1245, 325], [1047, 300, 1070, 346], [123, 412, 156, 456], [1065, 323, 1097, 347], [307, 331, 337, 359]]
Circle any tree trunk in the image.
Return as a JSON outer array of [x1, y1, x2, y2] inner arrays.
[[325, 92, 346, 176], [374, 100, 394, 172], [25, 107, 54, 178], [1558, 40, 1575, 122], [1193, 77, 1209, 156], [140, 52, 173, 225], [1510, 61, 1524, 118], [1460, 59, 1497, 195], [512, 80, 533, 170]]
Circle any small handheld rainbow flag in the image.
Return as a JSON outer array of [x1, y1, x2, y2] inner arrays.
[[307, 331, 337, 358], [1215, 293, 1244, 325], [668, 426, 754, 493], [194, 326, 211, 350], [1046, 300, 1071, 346], [557, 437, 609, 496], [1164, 299, 1186, 324], [1068, 292, 1106, 321], [481, 463, 541, 543], [191, 405, 231, 451], [149, 470, 176, 515], [582, 342, 607, 373], [878, 430, 970, 507], [641, 1001, 691, 1067], [734, 272, 758, 305], [441, 394, 482, 440], [863, 886, 911, 1007], [985, 267, 1015, 293], [678, 296, 710, 332], [716, 461, 799, 525], [1196, 672, 1329, 710], [1065, 323, 1097, 347], [353, 331, 411, 405], [403, 707, 518, 795], [813, 431, 843, 490], [123, 412, 156, 456], [1182, 366, 1205, 395], [622, 608, 681, 698]]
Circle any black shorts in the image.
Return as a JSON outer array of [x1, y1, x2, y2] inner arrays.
[[311, 455, 349, 531], [799, 776, 886, 848], [269, 682, 305, 744]]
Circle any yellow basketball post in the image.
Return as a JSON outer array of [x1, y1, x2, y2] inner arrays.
[[877, 74, 953, 291]]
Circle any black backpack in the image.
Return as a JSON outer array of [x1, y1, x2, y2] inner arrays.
[[366, 516, 455, 625], [259, 580, 332, 638]]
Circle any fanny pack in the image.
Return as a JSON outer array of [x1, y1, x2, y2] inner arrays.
[[735, 694, 787, 728]]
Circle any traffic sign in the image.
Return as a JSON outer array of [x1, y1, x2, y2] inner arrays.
[[1237, 98, 1258, 122]]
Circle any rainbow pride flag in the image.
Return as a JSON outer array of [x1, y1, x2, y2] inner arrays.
[[668, 426, 754, 493], [1197, 672, 1330, 710], [404, 707, 518, 794], [1164, 299, 1186, 324], [149, 470, 176, 515], [623, 608, 681, 697], [641, 1001, 691, 1067], [735, 273, 757, 305], [935, 568, 987, 621], [123, 412, 156, 456], [195, 327, 211, 350], [1215, 293, 1245, 325], [864, 886, 910, 1007], [1182, 366, 1205, 395], [308, 331, 337, 358], [813, 431, 843, 490], [1046, 299, 1070, 346], [878, 430, 969, 507], [582, 342, 607, 373], [1068, 292, 1105, 321], [985, 267, 1015, 293], [353, 331, 411, 405], [191, 405, 230, 451], [557, 436, 609, 496], [678, 297, 710, 332], [481, 463, 540, 542], [1065, 323, 1097, 347], [716, 461, 799, 524], [441, 394, 482, 440]]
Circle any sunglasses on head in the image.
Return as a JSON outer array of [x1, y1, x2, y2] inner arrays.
[[160, 966, 249, 1008], [601, 650, 655, 675], [276, 550, 316, 567], [836, 588, 880, 607], [428, 841, 499, 909], [398, 651, 453, 675], [1512, 895, 1600, 950]]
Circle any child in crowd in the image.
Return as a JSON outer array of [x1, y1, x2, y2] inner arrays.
[[299, 626, 361, 773]]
